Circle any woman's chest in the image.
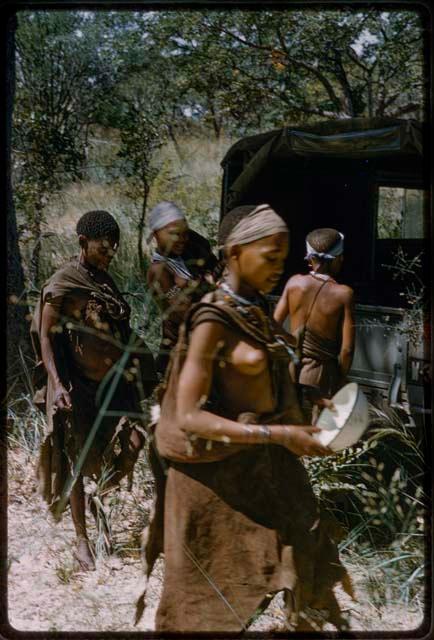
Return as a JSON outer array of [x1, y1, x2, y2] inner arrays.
[[223, 335, 269, 376]]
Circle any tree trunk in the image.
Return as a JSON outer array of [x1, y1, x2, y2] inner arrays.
[[29, 202, 43, 287], [6, 14, 32, 388], [208, 97, 221, 139], [367, 75, 373, 118], [168, 123, 185, 163], [138, 179, 150, 278]]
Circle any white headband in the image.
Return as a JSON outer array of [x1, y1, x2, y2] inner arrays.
[[147, 201, 186, 242], [306, 232, 344, 260]]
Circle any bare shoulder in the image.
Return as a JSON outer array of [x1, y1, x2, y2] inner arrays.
[[332, 282, 354, 303], [285, 273, 307, 292], [147, 261, 168, 279], [188, 320, 228, 358], [147, 261, 173, 287]]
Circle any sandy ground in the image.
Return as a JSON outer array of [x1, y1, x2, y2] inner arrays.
[[7, 448, 425, 634]]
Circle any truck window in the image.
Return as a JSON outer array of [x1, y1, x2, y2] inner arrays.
[[377, 187, 425, 239]]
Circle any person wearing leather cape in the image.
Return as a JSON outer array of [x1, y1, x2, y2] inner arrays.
[[146, 201, 218, 376], [31, 210, 158, 571], [136, 204, 353, 632]]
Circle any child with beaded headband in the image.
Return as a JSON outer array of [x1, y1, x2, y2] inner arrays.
[[274, 227, 355, 422]]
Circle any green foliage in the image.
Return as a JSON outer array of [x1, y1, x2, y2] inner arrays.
[[383, 247, 426, 347], [307, 402, 425, 535], [306, 402, 426, 607], [13, 12, 118, 285], [12, 8, 424, 287], [148, 8, 424, 129], [14, 13, 96, 189]]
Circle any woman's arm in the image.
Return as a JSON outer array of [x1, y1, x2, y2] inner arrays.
[[176, 321, 331, 457], [40, 302, 72, 411], [148, 263, 197, 318], [273, 284, 290, 325]]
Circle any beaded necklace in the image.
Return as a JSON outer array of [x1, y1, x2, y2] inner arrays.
[[219, 281, 264, 308], [309, 271, 336, 283]]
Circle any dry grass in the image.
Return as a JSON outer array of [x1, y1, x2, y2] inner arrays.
[[6, 397, 426, 633], [7, 448, 162, 632], [7, 446, 424, 633]]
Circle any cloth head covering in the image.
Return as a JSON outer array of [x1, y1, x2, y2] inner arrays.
[[305, 232, 344, 261], [147, 201, 186, 242], [219, 204, 288, 249]]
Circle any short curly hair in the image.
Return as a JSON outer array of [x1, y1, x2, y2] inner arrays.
[[76, 210, 120, 242], [306, 228, 341, 255]]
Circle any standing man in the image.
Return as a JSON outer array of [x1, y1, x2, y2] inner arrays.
[[146, 201, 217, 376], [274, 228, 355, 421], [31, 210, 158, 570]]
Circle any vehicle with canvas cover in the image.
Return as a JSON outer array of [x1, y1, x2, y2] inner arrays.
[[220, 118, 430, 433]]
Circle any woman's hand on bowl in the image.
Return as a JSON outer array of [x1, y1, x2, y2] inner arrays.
[[315, 397, 337, 412], [273, 425, 333, 457]]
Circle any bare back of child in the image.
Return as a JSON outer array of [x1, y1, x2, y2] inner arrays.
[[274, 228, 355, 419]]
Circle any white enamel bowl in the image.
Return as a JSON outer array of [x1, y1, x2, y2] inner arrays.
[[314, 382, 369, 451]]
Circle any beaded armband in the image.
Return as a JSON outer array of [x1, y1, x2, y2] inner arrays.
[[258, 424, 271, 443]]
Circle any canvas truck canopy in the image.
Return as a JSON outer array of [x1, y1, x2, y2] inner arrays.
[[221, 118, 424, 212]]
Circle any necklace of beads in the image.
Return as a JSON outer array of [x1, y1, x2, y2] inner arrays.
[[220, 281, 263, 307], [309, 270, 335, 282]]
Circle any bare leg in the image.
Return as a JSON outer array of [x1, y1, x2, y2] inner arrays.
[[127, 469, 134, 491], [110, 427, 144, 486], [70, 474, 95, 571], [135, 444, 165, 625]]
